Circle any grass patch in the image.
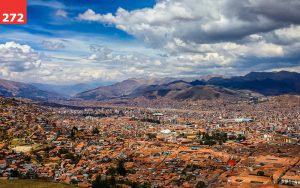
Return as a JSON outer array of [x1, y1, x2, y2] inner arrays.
[[0, 180, 73, 188]]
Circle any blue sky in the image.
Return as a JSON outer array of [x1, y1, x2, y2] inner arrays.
[[0, 0, 155, 47], [0, 0, 300, 84]]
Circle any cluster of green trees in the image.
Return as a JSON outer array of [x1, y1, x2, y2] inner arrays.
[[197, 132, 246, 146], [70, 126, 78, 140], [92, 175, 117, 188], [196, 181, 206, 188], [140, 118, 160, 124], [64, 153, 81, 164], [92, 160, 150, 188], [105, 160, 127, 176], [0, 128, 10, 141], [146, 133, 157, 139], [92, 127, 100, 135], [24, 155, 31, 162], [198, 132, 227, 146], [228, 134, 246, 141], [130, 117, 160, 124], [92, 175, 150, 188]]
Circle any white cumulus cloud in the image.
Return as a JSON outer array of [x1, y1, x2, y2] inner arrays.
[[0, 42, 42, 72], [78, 0, 300, 75]]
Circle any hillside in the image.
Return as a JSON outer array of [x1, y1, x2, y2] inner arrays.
[[0, 78, 65, 101], [207, 71, 300, 96], [74, 78, 176, 100], [74, 71, 300, 101], [129, 81, 255, 100]]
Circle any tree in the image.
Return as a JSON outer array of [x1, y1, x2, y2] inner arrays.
[[10, 169, 19, 178], [71, 126, 78, 139], [117, 160, 127, 176], [257, 171, 264, 176], [110, 175, 116, 186], [92, 175, 108, 188], [65, 152, 75, 161], [147, 133, 156, 139], [106, 166, 117, 176], [35, 153, 43, 162], [196, 181, 206, 188], [92, 127, 100, 135], [72, 155, 81, 164], [59, 147, 69, 154], [203, 133, 210, 140], [24, 155, 31, 162], [71, 131, 75, 139], [92, 175, 116, 188], [207, 140, 216, 146], [237, 135, 246, 141]]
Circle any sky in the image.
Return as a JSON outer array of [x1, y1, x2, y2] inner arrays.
[[0, 0, 300, 85]]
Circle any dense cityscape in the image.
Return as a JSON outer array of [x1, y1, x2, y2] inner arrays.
[[0, 95, 299, 187]]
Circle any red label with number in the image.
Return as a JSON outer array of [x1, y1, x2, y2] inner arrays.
[[0, 0, 27, 24]]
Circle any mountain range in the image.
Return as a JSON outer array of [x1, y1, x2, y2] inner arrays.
[[207, 71, 300, 96], [0, 78, 65, 101], [0, 71, 300, 101], [75, 71, 300, 101]]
